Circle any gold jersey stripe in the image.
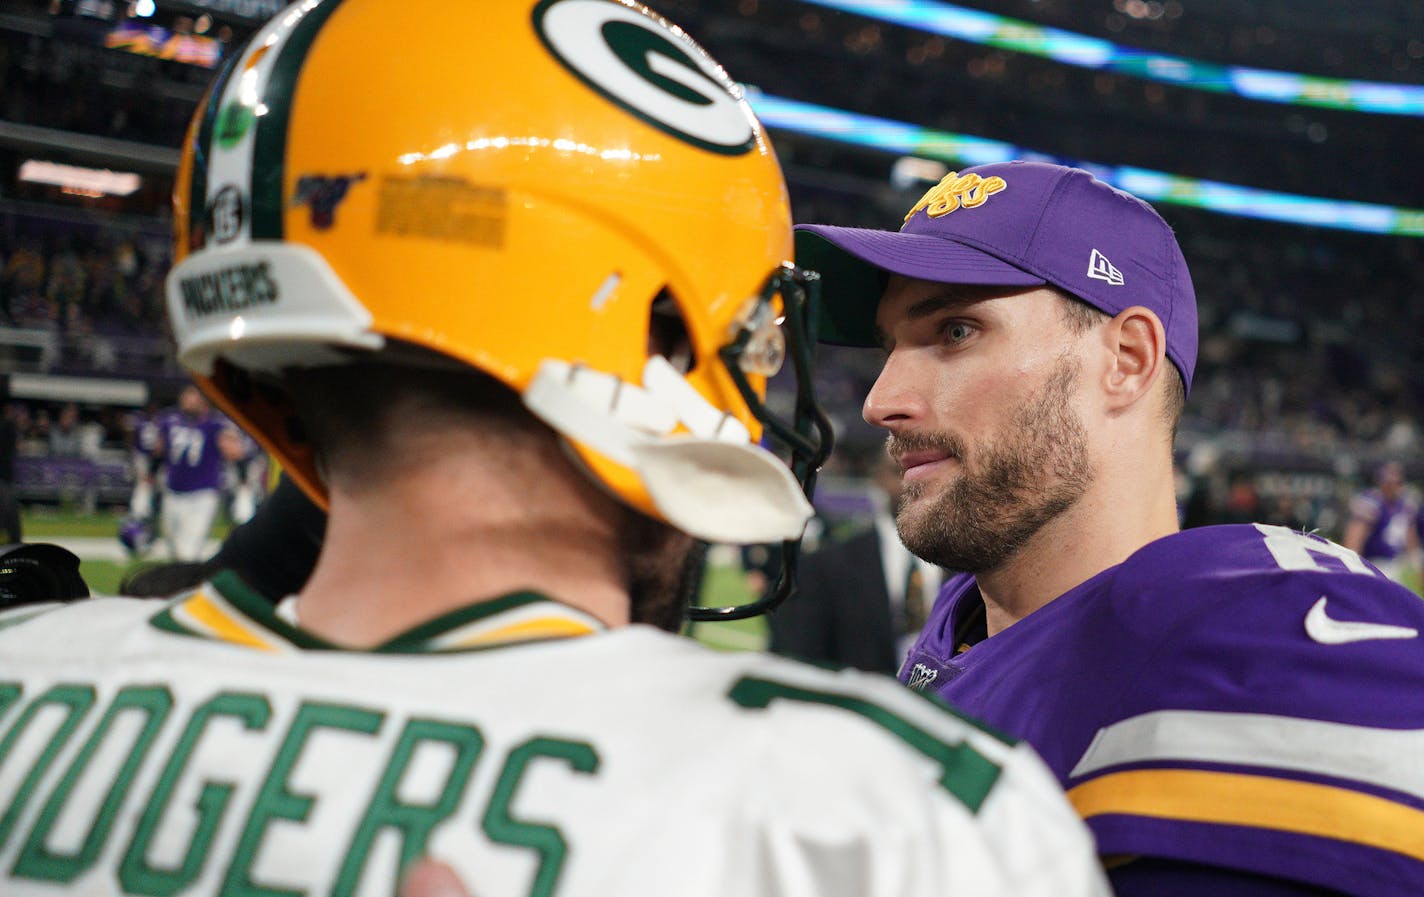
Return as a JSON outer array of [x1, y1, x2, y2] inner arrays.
[[1069, 768, 1424, 862], [181, 593, 280, 653], [447, 617, 597, 649]]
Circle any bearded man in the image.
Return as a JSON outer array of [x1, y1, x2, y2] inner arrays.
[[798, 160, 1424, 897]]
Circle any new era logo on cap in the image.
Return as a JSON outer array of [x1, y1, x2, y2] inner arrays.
[[1087, 248, 1123, 286]]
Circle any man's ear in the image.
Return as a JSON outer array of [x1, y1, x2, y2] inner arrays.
[[1101, 306, 1166, 412]]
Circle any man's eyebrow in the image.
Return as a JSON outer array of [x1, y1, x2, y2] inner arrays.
[[875, 292, 978, 349], [904, 293, 976, 320]]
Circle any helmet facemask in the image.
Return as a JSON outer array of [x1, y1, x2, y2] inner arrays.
[[690, 264, 835, 620]]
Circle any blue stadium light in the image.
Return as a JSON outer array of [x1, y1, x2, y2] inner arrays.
[[799, 0, 1424, 117], [746, 92, 1424, 237]]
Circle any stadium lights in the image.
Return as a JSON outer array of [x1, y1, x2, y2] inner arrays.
[[798, 0, 1424, 117], [746, 92, 1424, 237], [19, 160, 142, 197]]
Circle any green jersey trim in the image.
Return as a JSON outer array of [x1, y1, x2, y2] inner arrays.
[[148, 571, 605, 655], [729, 675, 1007, 813]]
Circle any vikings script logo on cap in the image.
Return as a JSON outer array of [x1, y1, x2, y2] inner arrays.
[[904, 171, 1007, 223]]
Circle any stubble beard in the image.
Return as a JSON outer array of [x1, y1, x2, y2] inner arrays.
[[893, 356, 1095, 574]]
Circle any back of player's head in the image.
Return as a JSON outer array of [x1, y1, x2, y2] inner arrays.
[[166, 0, 830, 571], [281, 358, 539, 491]]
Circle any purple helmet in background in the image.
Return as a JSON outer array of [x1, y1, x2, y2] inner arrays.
[[118, 516, 155, 557]]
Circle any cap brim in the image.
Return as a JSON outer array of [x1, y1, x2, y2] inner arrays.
[[795, 225, 1045, 346]]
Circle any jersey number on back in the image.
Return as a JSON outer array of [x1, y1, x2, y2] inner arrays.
[[167, 426, 207, 467], [1255, 523, 1376, 576]]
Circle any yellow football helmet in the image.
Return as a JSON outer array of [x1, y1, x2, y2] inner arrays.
[[167, 0, 831, 617]]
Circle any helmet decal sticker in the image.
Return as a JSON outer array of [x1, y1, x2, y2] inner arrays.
[[291, 173, 367, 230], [533, 0, 757, 155], [214, 100, 256, 149], [374, 176, 507, 248], [207, 185, 246, 244], [197, 0, 347, 246]]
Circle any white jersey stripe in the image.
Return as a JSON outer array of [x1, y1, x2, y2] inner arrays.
[[1071, 709, 1424, 800]]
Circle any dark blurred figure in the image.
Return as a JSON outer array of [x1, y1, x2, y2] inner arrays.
[[46, 402, 83, 457], [0, 387, 21, 544], [1265, 489, 1314, 533], [1217, 472, 1260, 525], [1343, 461, 1417, 584], [769, 453, 944, 674]]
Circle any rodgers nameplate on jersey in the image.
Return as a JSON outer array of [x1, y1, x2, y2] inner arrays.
[[0, 577, 1102, 897]]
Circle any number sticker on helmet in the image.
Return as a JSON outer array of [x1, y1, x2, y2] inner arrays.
[[533, 0, 757, 155], [208, 186, 245, 245]]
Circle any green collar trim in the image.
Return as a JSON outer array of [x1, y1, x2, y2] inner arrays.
[[150, 570, 605, 654]]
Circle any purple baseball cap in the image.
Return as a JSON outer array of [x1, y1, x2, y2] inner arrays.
[[796, 160, 1198, 392]]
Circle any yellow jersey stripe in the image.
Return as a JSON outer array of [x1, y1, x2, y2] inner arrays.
[[448, 617, 597, 649], [1069, 768, 1424, 862], [181, 593, 280, 653]]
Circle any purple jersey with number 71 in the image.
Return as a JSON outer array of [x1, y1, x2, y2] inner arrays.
[[901, 523, 1424, 896], [154, 410, 234, 493]]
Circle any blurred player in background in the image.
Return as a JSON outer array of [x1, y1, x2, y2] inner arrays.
[[0, 3, 1107, 896], [126, 402, 161, 521], [225, 428, 267, 525], [118, 403, 164, 558], [152, 384, 243, 560], [800, 160, 1424, 896], [1342, 460, 1417, 584], [0, 385, 21, 545]]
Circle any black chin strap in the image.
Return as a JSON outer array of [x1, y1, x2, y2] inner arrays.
[[687, 266, 834, 622]]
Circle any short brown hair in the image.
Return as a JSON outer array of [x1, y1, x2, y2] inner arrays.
[[283, 358, 536, 492]]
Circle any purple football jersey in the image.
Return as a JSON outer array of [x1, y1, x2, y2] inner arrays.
[[155, 410, 234, 493], [901, 523, 1424, 896], [1348, 488, 1415, 561]]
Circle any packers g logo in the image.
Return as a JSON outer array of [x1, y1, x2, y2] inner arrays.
[[533, 0, 757, 155]]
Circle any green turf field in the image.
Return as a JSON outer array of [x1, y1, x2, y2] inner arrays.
[[22, 507, 228, 597], [20, 506, 771, 650], [21, 507, 134, 539], [685, 563, 770, 652]]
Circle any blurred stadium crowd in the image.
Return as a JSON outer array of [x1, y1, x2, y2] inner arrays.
[[3, 0, 1424, 548]]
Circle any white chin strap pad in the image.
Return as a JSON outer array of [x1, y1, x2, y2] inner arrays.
[[631, 439, 813, 545], [523, 357, 813, 545]]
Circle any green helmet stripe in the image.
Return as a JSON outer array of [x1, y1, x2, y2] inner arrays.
[[187, 52, 242, 247], [249, 0, 349, 240]]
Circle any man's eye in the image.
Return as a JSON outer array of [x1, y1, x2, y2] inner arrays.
[[944, 322, 973, 343]]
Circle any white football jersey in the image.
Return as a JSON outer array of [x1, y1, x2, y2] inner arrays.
[[0, 574, 1107, 897]]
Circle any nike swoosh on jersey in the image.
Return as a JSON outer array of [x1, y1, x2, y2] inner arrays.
[[1305, 596, 1419, 645]]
